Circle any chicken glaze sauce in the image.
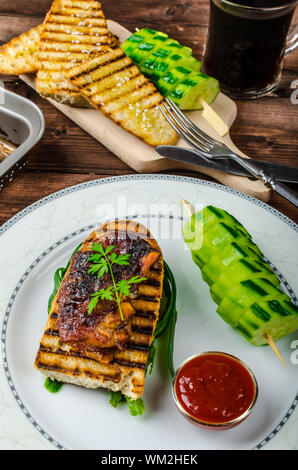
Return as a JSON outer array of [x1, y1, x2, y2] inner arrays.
[[56, 225, 159, 352]]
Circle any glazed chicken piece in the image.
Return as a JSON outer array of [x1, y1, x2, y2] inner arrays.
[[56, 223, 159, 354]]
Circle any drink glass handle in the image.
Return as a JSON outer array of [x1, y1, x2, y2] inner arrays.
[[285, 24, 298, 57]]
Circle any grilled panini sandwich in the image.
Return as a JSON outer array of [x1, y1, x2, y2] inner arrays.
[[36, 0, 113, 106], [35, 220, 164, 399], [0, 25, 42, 75], [67, 47, 178, 146]]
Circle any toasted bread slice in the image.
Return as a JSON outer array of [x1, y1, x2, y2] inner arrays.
[[0, 25, 42, 75], [67, 47, 178, 146], [109, 33, 119, 48], [36, 0, 112, 107], [35, 220, 164, 400]]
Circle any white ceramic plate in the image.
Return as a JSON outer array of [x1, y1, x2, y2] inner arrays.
[[1, 175, 298, 450]]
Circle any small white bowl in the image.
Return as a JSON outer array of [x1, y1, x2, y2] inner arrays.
[[172, 351, 258, 430]]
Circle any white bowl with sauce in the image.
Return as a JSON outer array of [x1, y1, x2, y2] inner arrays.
[[172, 351, 258, 430]]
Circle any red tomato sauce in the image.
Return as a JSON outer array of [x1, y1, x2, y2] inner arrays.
[[175, 353, 256, 424]]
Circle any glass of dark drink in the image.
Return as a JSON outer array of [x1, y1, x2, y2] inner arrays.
[[202, 0, 298, 98]]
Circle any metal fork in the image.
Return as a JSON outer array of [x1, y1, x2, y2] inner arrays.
[[159, 97, 298, 207]]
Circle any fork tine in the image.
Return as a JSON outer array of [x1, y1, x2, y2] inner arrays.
[[163, 102, 212, 151], [159, 104, 209, 152], [161, 102, 211, 152], [161, 101, 211, 152], [165, 97, 216, 147]]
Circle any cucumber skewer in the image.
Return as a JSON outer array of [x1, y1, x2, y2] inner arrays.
[[181, 198, 287, 366], [123, 29, 228, 136]]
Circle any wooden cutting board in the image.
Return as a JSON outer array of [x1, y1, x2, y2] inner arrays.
[[21, 19, 271, 202]]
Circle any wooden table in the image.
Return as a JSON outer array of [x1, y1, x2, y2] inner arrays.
[[0, 0, 297, 226]]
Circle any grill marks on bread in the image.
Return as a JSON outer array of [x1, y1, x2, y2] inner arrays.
[[67, 47, 178, 146], [36, 0, 112, 106], [0, 25, 43, 74], [1, 0, 177, 145]]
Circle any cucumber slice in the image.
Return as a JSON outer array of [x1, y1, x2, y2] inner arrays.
[[157, 65, 193, 96], [192, 252, 204, 269], [217, 278, 288, 327], [150, 52, 201, 83], [204, 221, 261, 252], [169, 72, 220, 110], [194, 236, 262, 269], [129, 37, 178, 66], [192, 221, 263, 268], [140, 45, 194, 79], [183, 208, 263, 281], [201, 242, 265, 286], [183, 206, 252, 250], [210, 257, 280, 304], [140, 47, 178, 78], [121, 28, 162, 56], [121, 34, 144, 56], [237, 299, 298, 345]]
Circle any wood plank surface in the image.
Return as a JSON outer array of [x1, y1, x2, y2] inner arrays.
[[0, 0, 297, 226]]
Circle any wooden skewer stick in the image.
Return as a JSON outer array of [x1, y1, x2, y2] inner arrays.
[[198, 98, 229, 138], [180, 198, 287, 367], [265, 334, 286, 367], [180, 198, 195, 218]]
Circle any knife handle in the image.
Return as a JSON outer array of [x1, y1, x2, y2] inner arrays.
[[229, 153, 267, 180], [229, 154, 298, 206], [273, 182, 298, 207]]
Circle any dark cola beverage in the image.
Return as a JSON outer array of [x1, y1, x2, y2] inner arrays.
[[203, 0, 297, 97]]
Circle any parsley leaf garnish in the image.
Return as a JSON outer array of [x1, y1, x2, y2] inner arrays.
[[87, 242, 146, 320]]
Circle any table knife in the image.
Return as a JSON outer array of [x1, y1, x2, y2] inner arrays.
[[156, 146, 298, 184]]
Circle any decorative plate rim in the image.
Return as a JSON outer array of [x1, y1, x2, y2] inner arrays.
[[1, 174, 298, 451], [0, 174, 297, 237]]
